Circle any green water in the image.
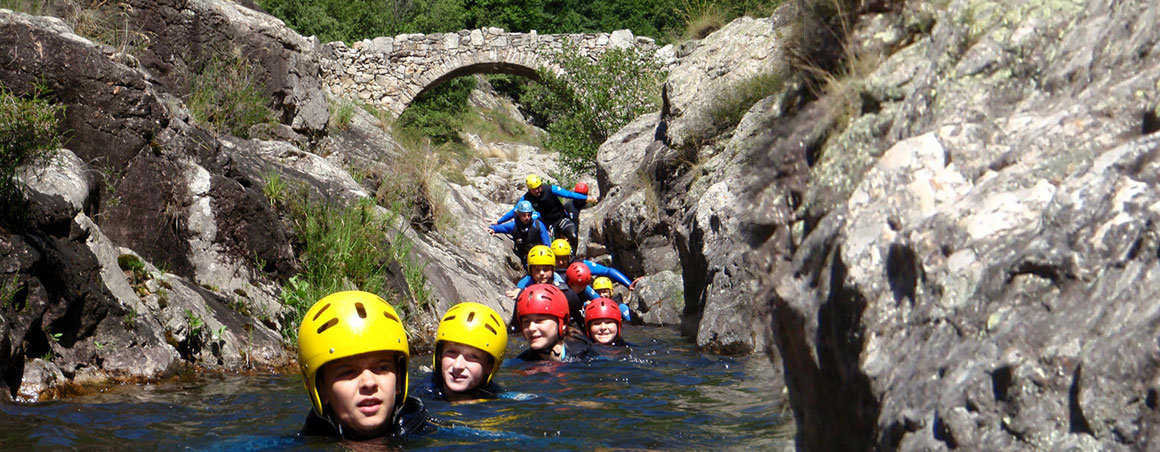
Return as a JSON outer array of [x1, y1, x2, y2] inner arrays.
[[0, 326, 793, 450]]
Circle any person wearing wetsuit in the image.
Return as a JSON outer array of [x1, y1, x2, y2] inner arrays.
[[507, 246, 585, 332], [421, 302, 508, 402], [488, 200, 551, 267], [550, 239, 637, 315], [297, 291, 435, 443], [563, 182, 590, 229], [593, 276, 636, 324], [494, 175, 596, 252], [513, 284, 597, 362], [584, 298, 630, 347]]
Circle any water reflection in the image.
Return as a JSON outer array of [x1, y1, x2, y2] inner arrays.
[[0, 326, 792, 451]]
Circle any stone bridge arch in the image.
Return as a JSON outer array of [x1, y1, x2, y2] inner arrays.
[[320, 28, 654, 118]]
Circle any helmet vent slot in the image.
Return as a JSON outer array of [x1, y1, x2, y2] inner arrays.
[[383, 311, 399, 322], [312, 303, 331, 321], [444, 315, 456, 321], [317, 318, 338, 334], [355, 303, 367, 319], [489, 313, 500, 324], [466, 311, 476, 323], [484, 324, 497, 335]]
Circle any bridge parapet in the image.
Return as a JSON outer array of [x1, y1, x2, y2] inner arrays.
[[319, 28, 658, 117]]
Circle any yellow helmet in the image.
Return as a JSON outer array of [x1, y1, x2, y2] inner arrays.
[[592, 276, 614, 292], [551, 239, 572, 258], [527, 245, 556, 267], [297, 291, 410, 418], [434, 302, 508, 384], [525, 174, 543, 190]]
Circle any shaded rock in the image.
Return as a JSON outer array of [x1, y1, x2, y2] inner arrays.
[[126, 0, 328, 135], [766, 1, 1160, 450], [630, 270, 683, 326], [0, 11, 166, 171]]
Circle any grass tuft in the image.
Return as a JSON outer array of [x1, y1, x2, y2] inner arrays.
[[186, 47, 276, 138], [0, 82, 65, 228]]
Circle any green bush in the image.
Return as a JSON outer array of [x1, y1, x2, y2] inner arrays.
[[0, 83, 64, 227], [276, 195, 431, 342], [396, 76, 476, 144], [186, 49, 276, 138], [521, 44, 664, 175]]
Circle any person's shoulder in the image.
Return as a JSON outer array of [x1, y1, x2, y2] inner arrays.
[[564, 334, 599, 361], [515, 348, 542, 361], [301, 409, 340, 437], [397, 396, 436, 437]]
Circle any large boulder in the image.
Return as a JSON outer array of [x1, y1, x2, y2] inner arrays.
[[661, 15, 787, 149], [765, 0, 1160, 450], [126, 0, 329, 135]]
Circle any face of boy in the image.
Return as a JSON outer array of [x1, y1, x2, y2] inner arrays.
[[440, 341, 491, 394], [596, 288, 612, 298], [555, 256, 569, 271], [516, 211, 533, 224], [319, 351, 399, 438], [530, 265, 554, 284], [588, 319, 619, 345], [521, 313, 560, 351]]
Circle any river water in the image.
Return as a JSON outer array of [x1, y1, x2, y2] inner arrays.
[[0, 326, 792, 451]]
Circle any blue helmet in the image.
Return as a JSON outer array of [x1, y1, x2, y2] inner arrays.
[[516, 200, 534, 213]]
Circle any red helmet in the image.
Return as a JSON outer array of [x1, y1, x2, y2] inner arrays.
[[517, 283, 570, 336], [566, 262, 593, 287], [584, 297, 622, 331], [573, 182, 589, 195]]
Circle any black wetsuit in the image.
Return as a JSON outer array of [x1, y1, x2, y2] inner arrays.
[[301, 395, 434, 441], [514, 333, 598, 362], [524, 186, 578, 249], [419, 372, 505, 402], [511, 218, 549, 267]]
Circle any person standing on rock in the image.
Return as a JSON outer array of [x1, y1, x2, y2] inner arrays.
[[487, 200, 551, 267], [563, 182, 591, 233], [492, 174, 596, 252], [296, 291, 434, 443]]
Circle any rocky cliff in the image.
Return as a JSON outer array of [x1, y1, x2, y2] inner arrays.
[[590, 0, 1160, 449]]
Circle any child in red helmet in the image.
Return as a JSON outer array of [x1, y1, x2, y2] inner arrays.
[[584, 297, 629, 347], [514, 283, 597, 362]]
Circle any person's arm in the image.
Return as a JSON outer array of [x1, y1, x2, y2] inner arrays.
[[495, 207, 516, 224], [494, 196, 525, 224], [536, 220, 551, 246], [584, 260, 633, 287], [583, 285, 599, 301], [550, 185, 590, 201], [490, 219, 516, 235], [515, 275, 532, 289]]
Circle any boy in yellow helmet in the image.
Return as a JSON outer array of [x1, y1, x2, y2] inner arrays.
[[505, 245, 584, 332], [297, 291, 433, 441], [422, 302, 508, 402]]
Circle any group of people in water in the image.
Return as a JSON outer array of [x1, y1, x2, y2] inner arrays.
[[295, 174, 637, 442]]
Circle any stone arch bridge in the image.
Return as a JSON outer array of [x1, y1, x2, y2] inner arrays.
[[318, 28, 658, 117]]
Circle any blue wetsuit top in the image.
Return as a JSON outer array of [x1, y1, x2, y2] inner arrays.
[[488, 218, 551, 247], [496, 185, 589, 223]]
